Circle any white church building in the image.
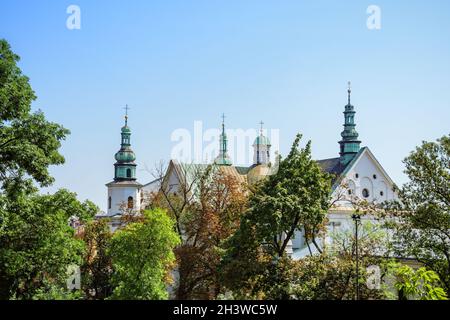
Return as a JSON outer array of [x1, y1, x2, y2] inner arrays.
[[100, 84, 398, 256]]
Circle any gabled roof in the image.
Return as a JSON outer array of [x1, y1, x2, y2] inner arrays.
[[324, 147, 396, 191]]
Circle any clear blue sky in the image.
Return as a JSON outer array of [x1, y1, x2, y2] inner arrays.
[[1, 0, 449, 211]]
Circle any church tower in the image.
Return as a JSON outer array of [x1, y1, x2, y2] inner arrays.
[[106, 106, 142, 216], [214, 114, 233, 166], [339, 82, 361, 166], [253, 121, 271, 165]]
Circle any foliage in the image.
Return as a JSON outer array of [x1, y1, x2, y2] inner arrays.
[[244, 134, 331, 256], [389, 264, 448, 300], [0, 189, 97, 299], [384, 135, 450, 293], [150, 163, 248, 299], [30, 279, 84, 300], [220, 134, 332, 298], [176, 167, 247, 299], [290, 223, 388, 300], [0, 39, 69, 194], [80, 219, 113, 299], [108, 209, 180, 300]]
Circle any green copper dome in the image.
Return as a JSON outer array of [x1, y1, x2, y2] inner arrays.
[[121, 126, 131, 134], [214, 154, 233, 166], [253, 135, 271, 146], [115, 149, 136, 162], [113, 114, 137, 181]]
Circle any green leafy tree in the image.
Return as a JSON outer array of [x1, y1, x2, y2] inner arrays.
[[80, 219, 113, 299], [389, 264, 448, 300], [386, 135, 450, 293], [108, 209, 180, 300], [0, 39, 97, 300], [220, 134, 332, 299], [0, 39, 69, 194], [0, 189, 97, 299], [289, 221, 389, 300]]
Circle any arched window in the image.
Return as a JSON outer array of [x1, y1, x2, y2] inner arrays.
[[108, 196, 112, 209], [126, 168, 132, 178], [128, 196, 134, 209]]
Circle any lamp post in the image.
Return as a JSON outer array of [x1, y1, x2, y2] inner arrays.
[[352, 213, 361, 300]]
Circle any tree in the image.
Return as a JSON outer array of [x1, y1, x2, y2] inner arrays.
[[0, 39, 69, 194], [108, 209, 180, 300], [220, 134, 332, 298], [80, 219, 113, 300], [386, 135, 450, 293], [0, 189, 97, 299], [389, 264, 447, 300], [175, 166, 248, 299], [149, 162, 248, 299], [300, 221, 389, 300]]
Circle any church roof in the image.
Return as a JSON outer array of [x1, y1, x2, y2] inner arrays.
[[167, 160, 248, 191], [105, 180, 143, 187], [316, 157, 347, 176]]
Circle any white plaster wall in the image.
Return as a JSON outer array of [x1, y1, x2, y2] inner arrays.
[[335, 151, 397, 204], [107, 185, 141, 215], [253, 144, 270, 165]]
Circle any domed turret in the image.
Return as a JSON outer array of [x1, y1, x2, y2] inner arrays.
[[253, 121, 271, 165], [254, 135, 271, 147], [115, 149, 136, 162], [113, 108, 137, 181]]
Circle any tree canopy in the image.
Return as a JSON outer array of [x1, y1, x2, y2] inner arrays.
[[220, 134, 332, 298], [108, 209, 180, 300], [0, 39, 69, 195], [387, 134, 450, 292]]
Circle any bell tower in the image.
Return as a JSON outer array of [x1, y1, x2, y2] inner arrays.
[[106, 106, 142, 216]]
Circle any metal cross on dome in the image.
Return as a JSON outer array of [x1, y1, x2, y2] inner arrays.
[[124, 104, 130, 125], [347, 81, 352, 104]]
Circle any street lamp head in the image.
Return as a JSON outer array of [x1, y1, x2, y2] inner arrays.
[[351, 213, 361, 221]]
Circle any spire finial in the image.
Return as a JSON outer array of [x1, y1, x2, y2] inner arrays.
[[259, 121, 264, 135], [221, 113, 226, 134], [214, 113, 232, 166], [124, 104, 130, 126], [347, 81, 352, 105]]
